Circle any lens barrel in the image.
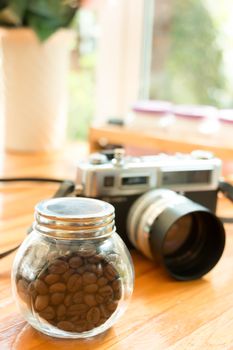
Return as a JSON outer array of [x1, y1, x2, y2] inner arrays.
[[127, 189, 225, 280]]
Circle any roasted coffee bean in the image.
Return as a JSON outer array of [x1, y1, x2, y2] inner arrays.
[[67, 274, 82, 292], [106, 301, 118, 312], [86, 307, 100, 324], [49, 282, 66, 293], [78, 244, 96, 257], [77, 266, 86, 274], [73, 291, 84, 304], [96, 318, 107, 327], [39, 306, 55, 320], [56, 304, 66, 320], [86, 264, 97, 273], [57, 321, 75, 332], [70, 315, 80, 323], [64, 293, 73, 307], [67, 303, 89, 317], [84, 284, 98, 294], [76, 320, 87, 332], [17, 279, 28, 293], [96, 264, 103, 277], [95, 294, 104, 304], [97, 277, 108, 287], [84, 294, 97, 307], [69, 256, 83, 269], [48, 260, 69, 274], [34, 280, 49, 295], [86, 321, 95, 331], [83, 272, 97, 285], [51, 293, 65, 305], [35, 295, 49, 311], [44, 274, 60, 285], [104, 264, 118, 281], [99, 304, 111, 318], [112, 278, 121, 291], [88, 254, 104, 263], [62, 268, 75, 282], [114, 290, 122, 300], [99, 285, 113, 298]]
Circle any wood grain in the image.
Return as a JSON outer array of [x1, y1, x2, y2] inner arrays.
[[1, 142, 233, 350]]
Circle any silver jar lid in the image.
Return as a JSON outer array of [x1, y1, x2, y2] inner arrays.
[[34, 197, 115, 239]]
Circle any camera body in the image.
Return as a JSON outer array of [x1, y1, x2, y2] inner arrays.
[[76, 150, 221, 246]]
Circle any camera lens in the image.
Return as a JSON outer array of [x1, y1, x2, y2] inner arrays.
[[163, 214, 192, 256], [127, 189, 225, 280]]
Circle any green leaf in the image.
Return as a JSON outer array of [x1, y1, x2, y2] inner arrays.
[[24, 0, 77, 40]]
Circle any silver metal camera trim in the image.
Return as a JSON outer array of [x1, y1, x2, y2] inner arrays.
[[76, 154, 221, 198]]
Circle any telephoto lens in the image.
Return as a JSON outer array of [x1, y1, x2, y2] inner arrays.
[[127, 189, 225, 280]]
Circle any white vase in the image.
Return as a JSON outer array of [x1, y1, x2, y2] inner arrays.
[[0, 28, 74, 152]]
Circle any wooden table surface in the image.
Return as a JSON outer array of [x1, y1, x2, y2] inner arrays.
[[1, 143, 233, 350]]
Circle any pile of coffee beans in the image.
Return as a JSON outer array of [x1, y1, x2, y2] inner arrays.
[[16, 249, 122, 333]]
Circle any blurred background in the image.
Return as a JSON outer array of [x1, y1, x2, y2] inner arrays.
[[68, 0, 233, 139]]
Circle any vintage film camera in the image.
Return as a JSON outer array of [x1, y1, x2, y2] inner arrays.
[[75, 149, 225, 281]]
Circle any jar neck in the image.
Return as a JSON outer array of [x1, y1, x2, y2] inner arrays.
[[34, 211, 115, 240]]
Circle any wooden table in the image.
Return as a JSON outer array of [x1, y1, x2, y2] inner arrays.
[[89, 124, 233, 160], [1, 143, 233, 350]]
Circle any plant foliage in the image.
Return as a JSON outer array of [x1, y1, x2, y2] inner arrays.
[[0, 0, 80, 40]]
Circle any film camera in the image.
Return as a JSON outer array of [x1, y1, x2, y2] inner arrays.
[[75, 149, 225, 281]]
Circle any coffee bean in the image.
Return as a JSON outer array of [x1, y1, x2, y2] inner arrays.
[[84, 284, 98, 294], [114, 290, 122, 300], [104, 264, 118, 281], [83, 272, 97, 285], [17, 279, 28, 293], [44, 274, 60, 285], [96, 264, 103, 277], [63, 293, 72, 307], [57, 321, 75, 332], [57, 304, 66, 320], [39, 306, 55, 320], [88, 255, 104, 264], [78, 244, 96, 257], [67, 303, 89, 317], [95, 294, 104, 304], [106, 301, 118, 312], [35, 295, 49, 311], [99, 285, 113, 298], [96, 318, 107, 327], [86, 321, 95, 331], [75, 320, 87, 332], [86, 307, 100, 324], [97, 277, 108, 287], [112, 278, 121, 291], [51, 293, 65, 305], [77, 266, 86, 274], [67, 274, 82, 292], [73, 291, 84, 304], [49, 282, 66, 293], [69, 256, 83, 269], [84, 294, 97, 307], [48, 260, 69, 274], [99, 304, 111, 318], [62, 268, 75, 282], [34, 280, 49, 295]]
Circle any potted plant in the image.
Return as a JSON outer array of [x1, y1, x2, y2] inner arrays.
[[0, 1, 81, 152]]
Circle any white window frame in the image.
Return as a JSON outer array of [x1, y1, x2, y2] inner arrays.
[[95, 0, 154, 122]]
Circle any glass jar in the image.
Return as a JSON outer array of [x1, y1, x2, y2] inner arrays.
[[12, 197, 134, 339], [130, 100, 175, 133], [173, 105, 219, 139]]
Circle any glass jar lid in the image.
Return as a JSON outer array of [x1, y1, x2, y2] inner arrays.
[[34, 197, 115, 239]]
